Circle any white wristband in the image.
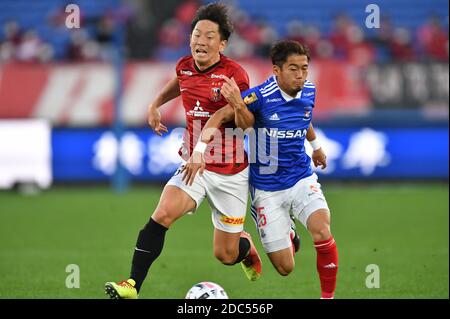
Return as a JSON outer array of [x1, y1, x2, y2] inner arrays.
[[193, 141, 208, 154], [309, 139, 321, 151]]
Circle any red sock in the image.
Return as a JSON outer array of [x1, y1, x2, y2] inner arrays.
[[314, 236, 338, 299]]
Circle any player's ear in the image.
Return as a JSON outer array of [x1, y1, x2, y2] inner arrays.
[[219, 39, 227, 52], [273, 64, 281, 76]]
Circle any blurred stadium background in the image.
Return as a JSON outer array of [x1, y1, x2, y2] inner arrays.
[[0, 0, 448, 299]]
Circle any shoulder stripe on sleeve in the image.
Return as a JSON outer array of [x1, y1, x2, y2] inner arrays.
[[262, 87, 279, 97], [260, 81, 277, 93], [304, 80, 315, 88]]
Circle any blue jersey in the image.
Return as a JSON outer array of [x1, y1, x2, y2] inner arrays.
[[242, 76, 315, 191]]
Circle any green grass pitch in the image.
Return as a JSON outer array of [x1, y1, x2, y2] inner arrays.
[[0, 182, 448, 299]]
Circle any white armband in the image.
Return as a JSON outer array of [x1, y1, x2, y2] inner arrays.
[[309, 138, 321, 151], [193, 141, 208, 154]]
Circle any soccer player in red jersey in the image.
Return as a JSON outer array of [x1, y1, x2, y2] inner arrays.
[[104, 3, 261, 299]]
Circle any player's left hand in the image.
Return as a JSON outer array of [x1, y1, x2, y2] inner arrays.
[[312, 148, 327, 169], [181, 151, 206, 186], [221, 76, 244, 108]]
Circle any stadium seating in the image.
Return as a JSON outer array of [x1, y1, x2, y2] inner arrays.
[[0, 0, 447, 60], [0, 0, 119, 59], [235, 0, 448, 35]]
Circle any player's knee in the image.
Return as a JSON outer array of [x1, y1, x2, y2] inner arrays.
[[152, 206, 176, 228], [275, 262, 294, 276], [311, 225, 331, 242], [214, 247, 238, 265]]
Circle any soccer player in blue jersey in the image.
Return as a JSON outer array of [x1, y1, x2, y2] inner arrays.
[[183, 40, 338, 299]]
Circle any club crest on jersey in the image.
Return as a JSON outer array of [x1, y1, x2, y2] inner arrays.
[[302, 109, 312, 121], [210, 87, 221, 102], [244, 92, 258, 105]]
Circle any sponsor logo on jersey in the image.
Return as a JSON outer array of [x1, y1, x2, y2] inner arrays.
[[180, 70, 193, 76], [186, 100, 211, 117], [269, 113, 280, 121], [266, 98, 282, 103], [263, 128, 307, 139], [303, 91, 314, 97], [211, 74, 225, 79], [221, 216, 245, 225], [243, 92, 258, 105]]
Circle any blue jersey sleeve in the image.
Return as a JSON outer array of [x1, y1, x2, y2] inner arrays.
[[241, 87, 262, 113], [311, 88, 316, 108], [302, 81, 316, 108]]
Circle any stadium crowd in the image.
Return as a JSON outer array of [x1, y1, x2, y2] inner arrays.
[[0, 0, 448, 64]]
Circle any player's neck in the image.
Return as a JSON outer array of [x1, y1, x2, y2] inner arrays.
[[194, 55, 221, 72], [279, 85, 300, 99], [275, 76, 300, 99]]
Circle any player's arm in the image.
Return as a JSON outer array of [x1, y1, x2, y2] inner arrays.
[[234, 99, 255, 130], [221, 76, 255, 130], [307, 123, 327, 169], [181, 105, 235, 186], [147, 76, 180, 136], [200, 104, 235, 144]]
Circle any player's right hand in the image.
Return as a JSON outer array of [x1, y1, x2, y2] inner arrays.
[[221, 76, 245, 109], [147, 106, 168, 136], [181, 151, 205, 186]]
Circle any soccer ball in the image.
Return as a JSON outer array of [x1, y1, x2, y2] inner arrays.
[[185, 281, 229, 299]]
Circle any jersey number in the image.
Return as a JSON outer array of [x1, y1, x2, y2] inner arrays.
[[257, 207, 267, 227]]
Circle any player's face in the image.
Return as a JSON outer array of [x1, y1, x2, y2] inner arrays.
[[190, 20, 227, 70], [273, 54, 309, 97]]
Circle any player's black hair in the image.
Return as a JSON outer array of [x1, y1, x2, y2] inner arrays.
[[191, 2, 233, 41], [270, 40, 311, 67]]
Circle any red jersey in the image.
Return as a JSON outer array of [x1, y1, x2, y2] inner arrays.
[[175, 54, 249, 174]]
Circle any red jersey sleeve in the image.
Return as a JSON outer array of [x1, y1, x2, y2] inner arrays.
[[175, 55, 191, 76]]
